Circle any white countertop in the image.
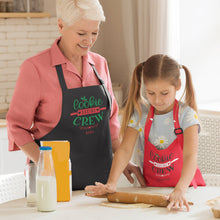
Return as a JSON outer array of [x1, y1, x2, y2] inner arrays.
[[0, 186, 219, 220]]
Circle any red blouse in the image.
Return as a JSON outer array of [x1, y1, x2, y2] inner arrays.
[[7, 38, 120, 151]]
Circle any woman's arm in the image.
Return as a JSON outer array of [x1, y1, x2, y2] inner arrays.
[[7, 60, 41, 151], [166, 124, 198, 211], [85, 127, 139, 195], [19, 141, 40, 164]]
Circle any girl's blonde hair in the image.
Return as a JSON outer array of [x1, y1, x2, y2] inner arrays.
[[56, 0, 105, 26], [120, 54, 197, 137]]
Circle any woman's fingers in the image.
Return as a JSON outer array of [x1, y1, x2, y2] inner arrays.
[[123, 169, 134, 184], [134, 167, 146, 187], [123, 163, 146, 187]]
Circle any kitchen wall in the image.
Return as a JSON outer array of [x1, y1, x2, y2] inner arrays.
[[0, 0, 128, 111], [0, 17, 59, 111], [96, 0, 130, 95], [44, 0, 56, 17]]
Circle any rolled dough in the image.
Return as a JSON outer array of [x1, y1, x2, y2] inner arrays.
[[100, 201, 154, 209], [206, 197, 220, 206]]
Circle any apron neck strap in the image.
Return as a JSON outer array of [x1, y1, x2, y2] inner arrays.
[[55, 65, 67, 91], [173, 99, 179, 124], [90, 63, 112, 112], [90, 64, 105, 85], [55, 64, 105, 91], [173, 99, 183, 136], [144, 105, 154, 138], [146, 105, 154, 122], [145, 99, 183, 138]]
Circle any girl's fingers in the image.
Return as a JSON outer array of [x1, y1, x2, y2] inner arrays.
[[85, 183, 107, 196], [179, 201, 184, 210], [95, 181, 105, 186], [85, 184, 103, 192], [86, 182, 116, 196], [84, 185, 97, 191], [174, 201, 180, 209], [184, 201, 190, 212], [167, 199, 190, 212], [86, 192, 102, 197], [163, 194, 170, 201], [167, 201, 174, 211]]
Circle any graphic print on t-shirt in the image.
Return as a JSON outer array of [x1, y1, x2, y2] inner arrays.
[[70, 96, 106, 135], [149, 151, 179, 178]]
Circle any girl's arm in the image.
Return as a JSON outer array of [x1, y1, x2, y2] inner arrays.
[[85, 127, 139, 196], [166, 124, 198, 211], [108, 127, 140, 185], [112, 138, 146, 187]]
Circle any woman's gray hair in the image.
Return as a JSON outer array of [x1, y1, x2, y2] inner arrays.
[[56, 0, 105, 26]]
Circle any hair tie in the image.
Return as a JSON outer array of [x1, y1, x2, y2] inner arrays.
[[179, 64, 183, 69]]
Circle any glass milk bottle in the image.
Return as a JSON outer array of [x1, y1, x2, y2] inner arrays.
[[36, 146, 57, 212], [26, 162, 37, 206]]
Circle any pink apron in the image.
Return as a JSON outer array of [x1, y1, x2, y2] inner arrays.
[[143, 100, 206, 188]]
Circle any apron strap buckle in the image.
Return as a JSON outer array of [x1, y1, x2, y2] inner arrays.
[[174, 128, 183, 135]]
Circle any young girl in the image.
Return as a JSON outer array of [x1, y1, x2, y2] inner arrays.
[[85, 54, 205, 211]]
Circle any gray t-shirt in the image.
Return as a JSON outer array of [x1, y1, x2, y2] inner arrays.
[[128, 102, 200, 168]]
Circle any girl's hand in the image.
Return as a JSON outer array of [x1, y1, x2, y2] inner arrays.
[[164, 188, 189, 212], [84, 182, 116, 197]]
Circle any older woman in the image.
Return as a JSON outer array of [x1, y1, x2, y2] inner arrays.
[[7, 0, 145, 190]]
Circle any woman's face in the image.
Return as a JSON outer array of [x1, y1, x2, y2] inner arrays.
[[58, 18, 100, 58], [145, 79, 181, 114]]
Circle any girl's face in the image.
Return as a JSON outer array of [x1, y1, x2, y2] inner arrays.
[[58, 18, 100, 58], [145, 79, 181, 114]]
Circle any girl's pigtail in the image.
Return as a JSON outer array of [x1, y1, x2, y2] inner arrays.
[[182, 65, 198, 113], [120, 63, 144, 138]]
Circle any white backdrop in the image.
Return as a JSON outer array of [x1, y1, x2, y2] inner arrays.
[[179, 0, 220, 110], [121, 0, 180, 73]]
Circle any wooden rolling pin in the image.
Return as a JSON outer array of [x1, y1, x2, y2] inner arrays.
[[107, 192, 168, 207], [86, 192, 194, 207]]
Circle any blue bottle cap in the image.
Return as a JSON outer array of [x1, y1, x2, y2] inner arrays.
[[39, 146, 52, 150]]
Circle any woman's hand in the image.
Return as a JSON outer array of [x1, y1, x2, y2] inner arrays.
[[164, 188, 189, 211], [123, 161, 146, 187], [84, 182, 116, 197]]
